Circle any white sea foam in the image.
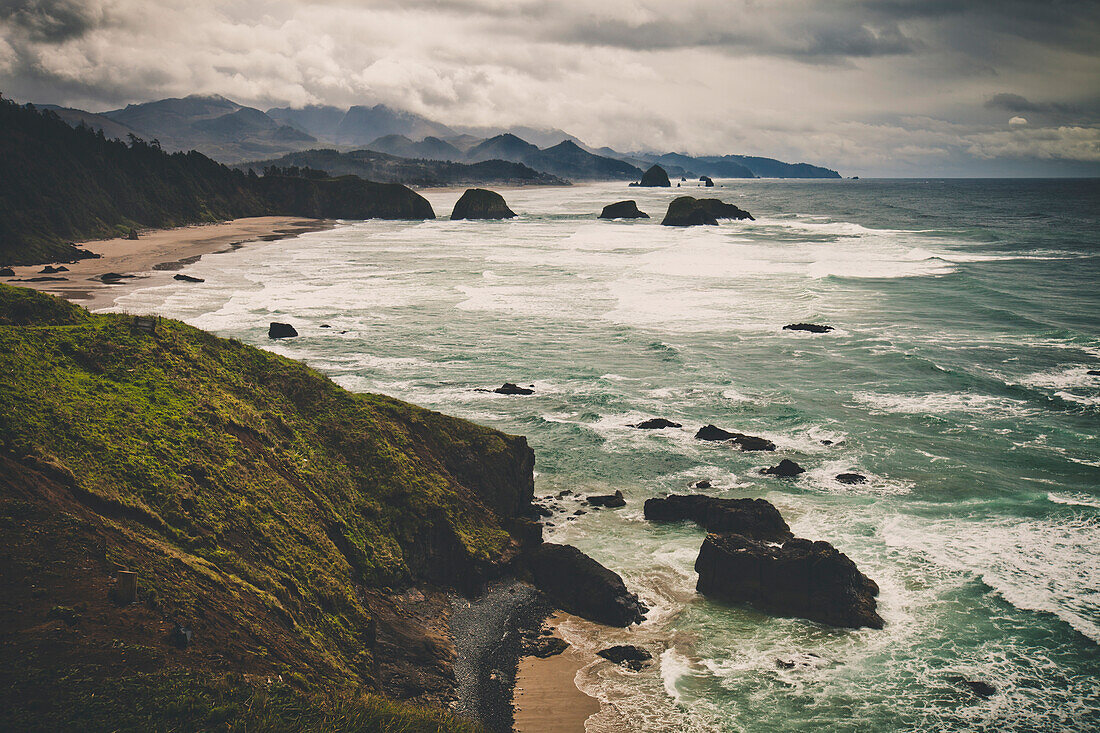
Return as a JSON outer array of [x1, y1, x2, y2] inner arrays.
[[851, 390, 1034, 418], [1047, 492, 1100, 509]]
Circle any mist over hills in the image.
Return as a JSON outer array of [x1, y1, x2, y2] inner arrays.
[[37, 93, 842, 181]]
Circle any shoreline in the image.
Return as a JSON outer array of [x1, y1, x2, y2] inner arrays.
[[2, 216, 334, 310], [513, 613, 601, 733]]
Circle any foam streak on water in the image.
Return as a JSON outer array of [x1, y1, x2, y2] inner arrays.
[[108, 179, 1100, 732]]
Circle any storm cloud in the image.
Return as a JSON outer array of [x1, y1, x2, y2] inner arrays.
[[1, 0, 1098, 175]]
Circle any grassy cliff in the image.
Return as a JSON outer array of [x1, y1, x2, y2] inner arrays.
[[0, 284, 536, 731]]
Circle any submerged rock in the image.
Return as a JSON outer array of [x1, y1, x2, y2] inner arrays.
[[836, 473, 866, 485], [695, 533, 883, 629], [693, 480, 712, 489], [173, 274, 205, 283], [694, 425, 776, 451], [587, 490, 626, 508], [268, 322, 298, 339], [628, 418, 682, 429], [644, 495, 791, 540], [661, 196, 754, 226], [597, 645, 652, 670], [493, 383, 534, 395], [761, 459, 805, 477], [599, 200, 649, 219], [450, 188, 516, 220], [783, 323, 833, 333], [637, 164, 671, 187], [527, 543, 647, 626], [953, 677, 997, 698]]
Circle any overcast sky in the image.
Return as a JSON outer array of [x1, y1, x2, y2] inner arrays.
[[2, 0, 1099, 175]]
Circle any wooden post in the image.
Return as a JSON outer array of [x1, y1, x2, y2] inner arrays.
[[117, 571, 137, 605]]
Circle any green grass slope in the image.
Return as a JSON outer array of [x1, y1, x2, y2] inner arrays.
[[0, 284, 535, 731]]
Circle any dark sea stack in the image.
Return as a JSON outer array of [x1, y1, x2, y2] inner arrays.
[[784, 323, 834, 333], [0, 267, 13, 277], [628, 418, 682, 429], [173, 274, 205, 283], [450, 188, 516, 220], [762, 459, 805, 477], [268, 322, 298, 339], [493, 382, 534, 395], [644, 495, 791, 540], [599, 200, 649, 219], [527, 543, 647, 626], [587, 490, 626, 508], [638, 164, 672, 187], [836, 473, 866, 485], [694, 425, 776, 451], [661, 197, 754, 227], [598, 645, 652, 670], [695, 533, 883, 629], [701, 176, 714, 187], [1088, 370, 1100, 376]]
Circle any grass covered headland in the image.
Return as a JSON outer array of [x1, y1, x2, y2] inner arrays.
[[0, 284, 539, 731], [0, 97, 434, 266]]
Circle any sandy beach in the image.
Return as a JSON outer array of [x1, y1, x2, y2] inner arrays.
[[2, 216, 332, 310], [513, 614, 601, 733]]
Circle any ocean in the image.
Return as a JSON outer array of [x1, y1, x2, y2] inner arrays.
[[109, 178, 1100, 731]]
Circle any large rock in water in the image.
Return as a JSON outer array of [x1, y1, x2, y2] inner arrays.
[[450, 188, 516, 220], [599, 200, 649, 219], [644, 495, 791, 540], [268, 322, 298, 339], [638, 165, 671, 187], [694, 425, 776, 451], [661, 197, 754, 226], [527, 543, 647, 626], [695, 533, 883, 629]]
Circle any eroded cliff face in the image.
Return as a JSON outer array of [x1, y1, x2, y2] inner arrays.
[[0, 283, 535, 729]]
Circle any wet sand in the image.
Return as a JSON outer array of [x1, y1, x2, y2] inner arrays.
[[2, 217, 332, 310], [513, 613, 601, 733]]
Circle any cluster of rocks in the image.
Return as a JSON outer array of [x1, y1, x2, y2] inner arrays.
[[645, 493, 883, 629]]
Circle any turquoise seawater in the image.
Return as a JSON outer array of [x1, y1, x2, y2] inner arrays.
[[111, 179, 1100, 732]]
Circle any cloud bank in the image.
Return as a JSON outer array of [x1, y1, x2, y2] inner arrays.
[[1, 0, 1099, 175]]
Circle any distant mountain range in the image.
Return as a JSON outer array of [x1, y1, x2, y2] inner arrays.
[[35, 93, 842, 180], [238, 148, 567, 188]]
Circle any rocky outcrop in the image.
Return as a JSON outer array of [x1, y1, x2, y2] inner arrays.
[[599, 200, 649, 219], [494, 383, 533, 395], [40, 265, 68, 273], [694, 425, 776, 451], [661, 196, 754, 226], [695, 533, 883, 629], [628, 418, 682, 429], [268, 322, 298, 339], [637, 165, 671, 187], [836, 473, 866, 485], [0, 267, 13, 277], [127, 228, 139, 240], [173, 274, 205, 283], [783, 323, 833, 333], [526, 543, 646, 627], [701, 176, 714, 187], [586, 490, 625, 508], [761, 459, 805, 477], [644, 495, 791, 540], [597, 645, 652, 670], [450, 188, 516, 220]]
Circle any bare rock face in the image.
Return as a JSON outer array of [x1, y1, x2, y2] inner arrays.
[[638, 164, 671, 187], [644, 495, 791, 540], [694, 533, 883, 629], [526, 543, 647, 626], [599, 200, 649, 219], [450, 188, 516, 220]]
